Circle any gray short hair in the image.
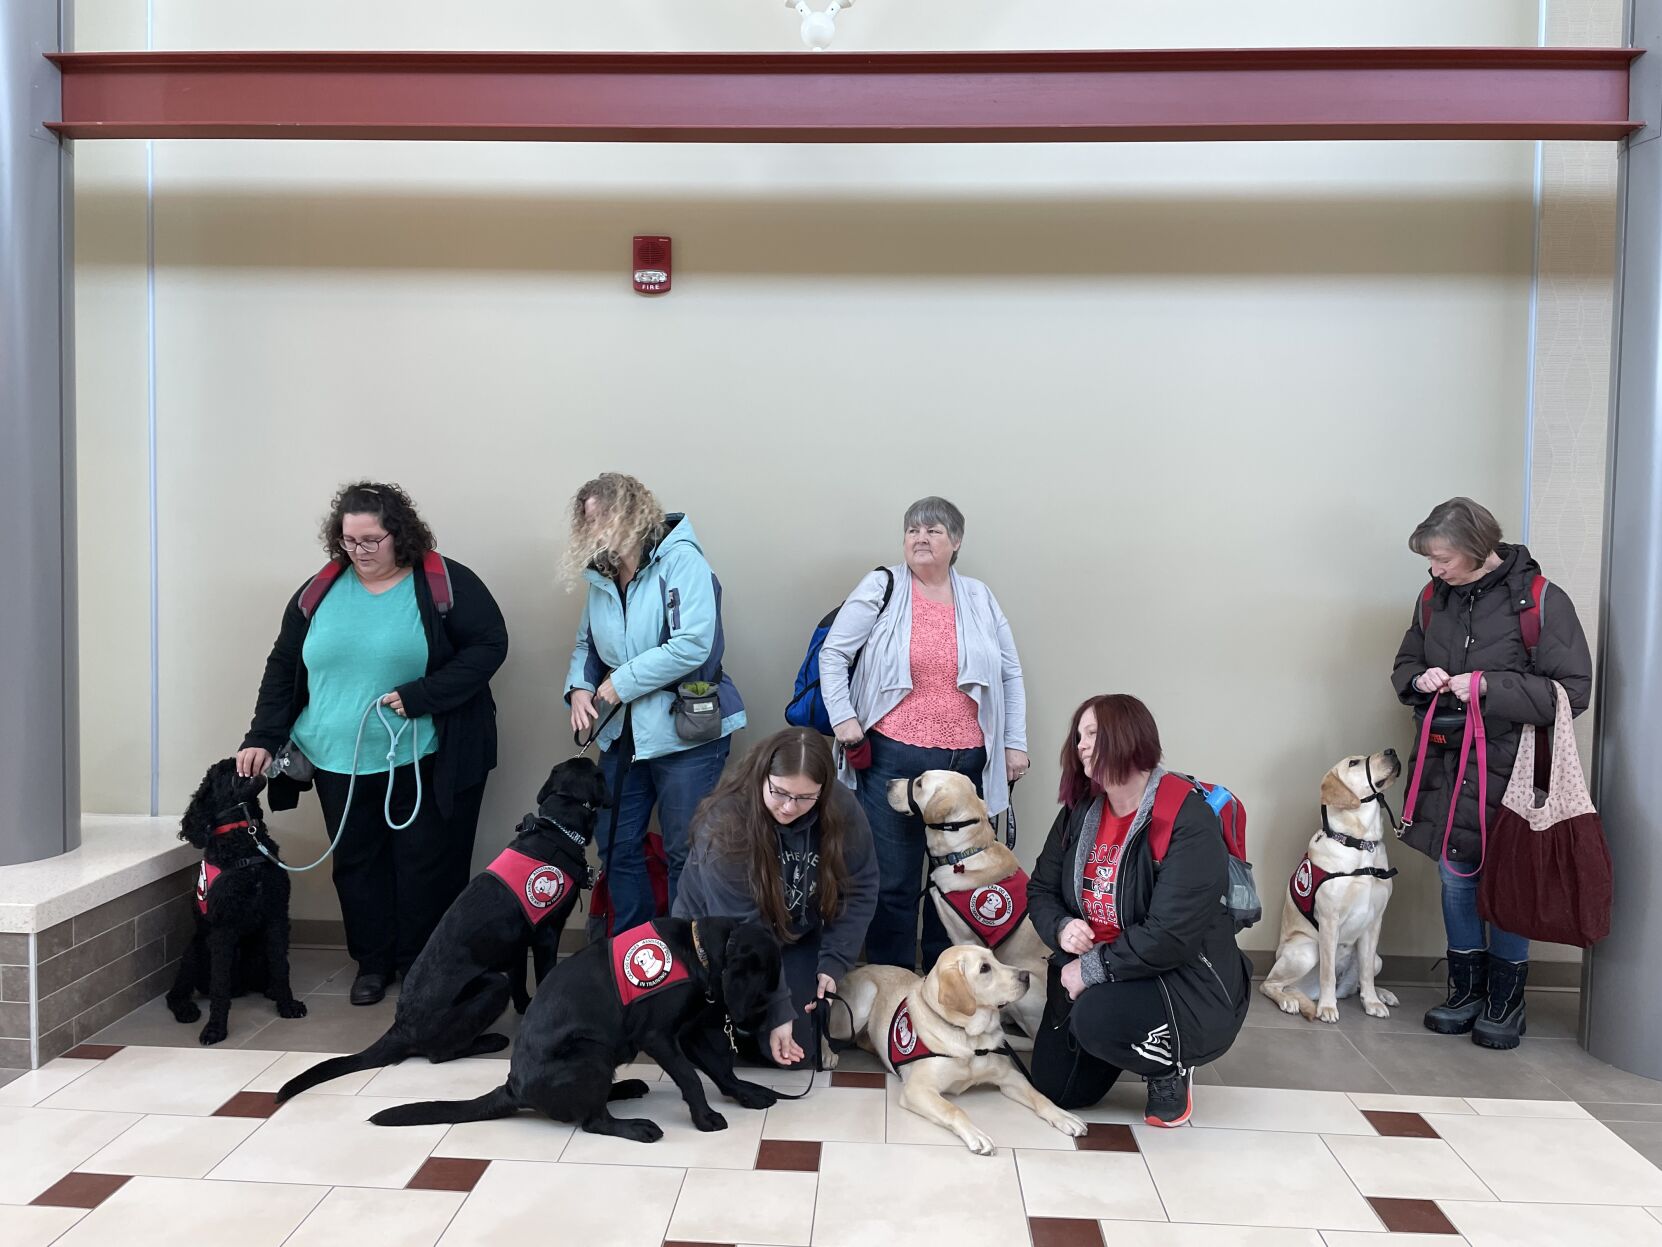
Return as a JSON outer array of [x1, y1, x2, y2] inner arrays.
[[1409, 497, 1503, 565], [903, 496, 965, 565]]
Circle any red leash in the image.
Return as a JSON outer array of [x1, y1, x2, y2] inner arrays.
[[1401, 671, 1488, 878]]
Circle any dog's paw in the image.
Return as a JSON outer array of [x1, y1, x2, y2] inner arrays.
[[1316, 1003, 1340, 1024], [691, 1108, 729, 1133], [1275, 997, 1301, 1016], [169, 1000, 201, 1024], [729, 1080, 779, 1110], [1045, 1107, 1089, 1137], [1377, 987, 1399, 1008], [610, 1118, 664, 1144], [198, 1021, 229, 1045], [276, 999, 308, 1019], [607, 1079, 651, 1102], [1362, 997, 1392, 1019], [960, 1127, 997, 1156]]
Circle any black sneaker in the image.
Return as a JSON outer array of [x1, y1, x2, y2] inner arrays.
[[1143, 1066, 1193, 1127]]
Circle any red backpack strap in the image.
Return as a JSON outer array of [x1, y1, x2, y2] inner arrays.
[[1147, 773, 1194, 861], [1418, 581, 1436, 634], [422, 551, 453, 616], [296, 561, 346, 620], [1519, 574, 1547, 656]]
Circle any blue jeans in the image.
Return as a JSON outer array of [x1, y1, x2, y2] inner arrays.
[[1439, 858, 1529, 963], [858, 732, 987, 970], [598, 734, 730, 933]]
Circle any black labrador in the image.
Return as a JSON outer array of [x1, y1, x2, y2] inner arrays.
[[370, 917, 782, 1141], [165, 759, 306, 1045], [277, 757, 609, 1102]]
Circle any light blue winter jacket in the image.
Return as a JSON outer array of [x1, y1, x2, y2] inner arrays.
[[563, 514, 746, 761]]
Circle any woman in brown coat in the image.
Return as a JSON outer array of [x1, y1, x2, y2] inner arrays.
[[1391, 497, 1592, 1050]]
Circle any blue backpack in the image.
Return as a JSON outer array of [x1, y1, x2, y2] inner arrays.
[[785, 567, 895, 735]]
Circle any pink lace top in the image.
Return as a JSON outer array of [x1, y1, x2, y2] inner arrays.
[[872, 588, 984, 750]]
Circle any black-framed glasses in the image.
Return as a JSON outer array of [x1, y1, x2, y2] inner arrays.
[[339, 533, 392, 554], [766, 779, 820, 808]]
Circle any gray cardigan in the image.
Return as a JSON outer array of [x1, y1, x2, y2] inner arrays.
[[819, 564, 1027, 814]]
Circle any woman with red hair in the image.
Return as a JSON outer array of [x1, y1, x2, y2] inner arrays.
[[1026, 694, 1250, 1126]]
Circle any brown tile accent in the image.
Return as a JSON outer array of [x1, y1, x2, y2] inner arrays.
[[64, 1043, 123, 1060], [37, 921, 139, 998], [72, 870, 193, 945], [1368, 1197, 1460, 1234], [215, 1091, 281, 1119], [755, 1139, 821, 1171], [406, 1157, 490, 1192], [1075, 1122, 1139, 1152], [30, 1172, 131, 1209], [1029, 1217, 1106, 1247], [1364, 1110, 1441, 1139], [830, 1071, 886, 1089]]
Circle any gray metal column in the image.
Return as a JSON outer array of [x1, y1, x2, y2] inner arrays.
[[1585, 0, 1662, 1080], [0, 0, 77, 867]]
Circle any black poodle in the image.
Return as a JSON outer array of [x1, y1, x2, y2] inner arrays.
[[276, 756, 609, 1102], [165, 758, 306, 1044]]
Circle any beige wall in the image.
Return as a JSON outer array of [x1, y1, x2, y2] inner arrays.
[[74, 1, 1612, 962]]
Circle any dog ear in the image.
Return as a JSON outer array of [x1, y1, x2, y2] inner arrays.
[[931, 957, 980, 1024], [1320, 770, 1363, 810]]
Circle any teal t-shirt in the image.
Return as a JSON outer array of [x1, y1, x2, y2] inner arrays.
[[290, 570, 438, 775]]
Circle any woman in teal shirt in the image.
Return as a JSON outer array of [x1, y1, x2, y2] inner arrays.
[[238, 482, 508, 1005]]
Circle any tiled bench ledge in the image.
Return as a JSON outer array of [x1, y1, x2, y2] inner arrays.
[[0, 817, 196, 1068]]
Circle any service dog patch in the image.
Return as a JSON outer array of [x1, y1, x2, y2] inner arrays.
[[885, 998, 937, 1071], [195, 861, 222, 915], [610, 920, 692, 1007], [936, 870, 1030, 949], [486, 847, 576, 928]]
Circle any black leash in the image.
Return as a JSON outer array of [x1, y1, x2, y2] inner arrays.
[[575, 700, 630, 937], [760, 990, 860, 1101]]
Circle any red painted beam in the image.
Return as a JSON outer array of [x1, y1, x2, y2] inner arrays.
[[48, 48, 1641, 144]]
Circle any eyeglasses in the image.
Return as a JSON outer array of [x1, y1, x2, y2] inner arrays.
[[766, 779, 820, 808], [339, 533, 392, 554]]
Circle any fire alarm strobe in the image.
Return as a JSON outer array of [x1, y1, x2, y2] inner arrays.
[[633, 236, 671, 294]]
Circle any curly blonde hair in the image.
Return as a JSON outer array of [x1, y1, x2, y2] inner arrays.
[[560, 473, 667, 587]]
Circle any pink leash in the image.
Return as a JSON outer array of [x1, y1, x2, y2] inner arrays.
[[1399, 672, 1488, 879]]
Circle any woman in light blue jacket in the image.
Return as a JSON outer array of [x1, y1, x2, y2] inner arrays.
[[818, 496, 1027, 970], [563, 473, 745, 931]]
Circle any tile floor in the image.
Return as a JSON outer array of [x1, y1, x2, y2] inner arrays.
[[0, 950, 1658, 1247]]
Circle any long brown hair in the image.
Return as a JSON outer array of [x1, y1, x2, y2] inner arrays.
[[692, 728, 849, 941]]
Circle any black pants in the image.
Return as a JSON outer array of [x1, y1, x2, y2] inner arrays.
[[1029, 968, 1176, 1111], [314, 757, 485, 975], [735, 936, 822, 1070]]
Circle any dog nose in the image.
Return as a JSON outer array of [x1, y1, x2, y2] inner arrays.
[[1018, 971, 1032, 986], [1384, 748, 1400, 762]]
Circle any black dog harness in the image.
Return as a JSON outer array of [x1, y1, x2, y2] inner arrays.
[[195, 808, 273, 914], [1292, 759, 1400, 929]]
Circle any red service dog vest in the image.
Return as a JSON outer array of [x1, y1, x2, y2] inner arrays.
[[885, 998, 938, 1071], [195, 861, 222, 915], [1288, 857, 1334, 928], [609, 920, 692, 1008], [937, 871, 1030, 949], [485, 847, 574, 927]]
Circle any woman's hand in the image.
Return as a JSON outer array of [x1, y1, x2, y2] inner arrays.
[[381, 690, 406, 717], [1005, 748, 1030, 783], [1447, 672, 1487, 702], [805, 973, 836, 1009], [1415, 667, 1452, 694], [1060, 957, 1087, 1001], [832, 718, 865, 748], [596, 675, 619, 706], [235, 747, 271, 780], [770, 1021, 805, 1066], [569, 688, 598, 735], [1058, 919, 1095, 956]]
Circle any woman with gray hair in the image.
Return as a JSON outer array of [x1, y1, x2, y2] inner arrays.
[[1391, 496, 1591, 1050], [819, 496, 1028, 970]]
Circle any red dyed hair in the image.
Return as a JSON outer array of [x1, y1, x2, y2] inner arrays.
[[1057, 694, 1163, 807]]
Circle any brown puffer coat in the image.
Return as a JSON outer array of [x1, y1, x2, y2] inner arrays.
[[1390, 543, 1592, 865]]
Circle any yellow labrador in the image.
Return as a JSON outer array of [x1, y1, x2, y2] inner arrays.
[[838, 946, 1086, 1155], [1260, 749, 1403, 1024], [885, 770, 1047, 1039]]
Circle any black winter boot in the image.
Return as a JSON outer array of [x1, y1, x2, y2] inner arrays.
[[1472, 957, 1528, 1049], [1423, 949, 1488, 1034]]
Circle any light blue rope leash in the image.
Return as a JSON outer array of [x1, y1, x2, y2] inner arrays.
[[258, 695, 422, 873]]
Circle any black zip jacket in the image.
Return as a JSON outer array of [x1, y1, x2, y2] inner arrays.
[[1028, 787, 1251, 1068], [240, 557, 508, 818]]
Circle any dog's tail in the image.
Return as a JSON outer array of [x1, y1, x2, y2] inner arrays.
[[370, 1084, 518, 1128], [275, 1034, 408, 1104]]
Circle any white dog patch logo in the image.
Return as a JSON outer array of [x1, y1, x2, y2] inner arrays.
[[624, 938, 673, 989], [970, 884, 1014, 927], [525, 865, 566, 911], [1293, 859, 1315, 899], [894, 1002, 918, 1055]]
